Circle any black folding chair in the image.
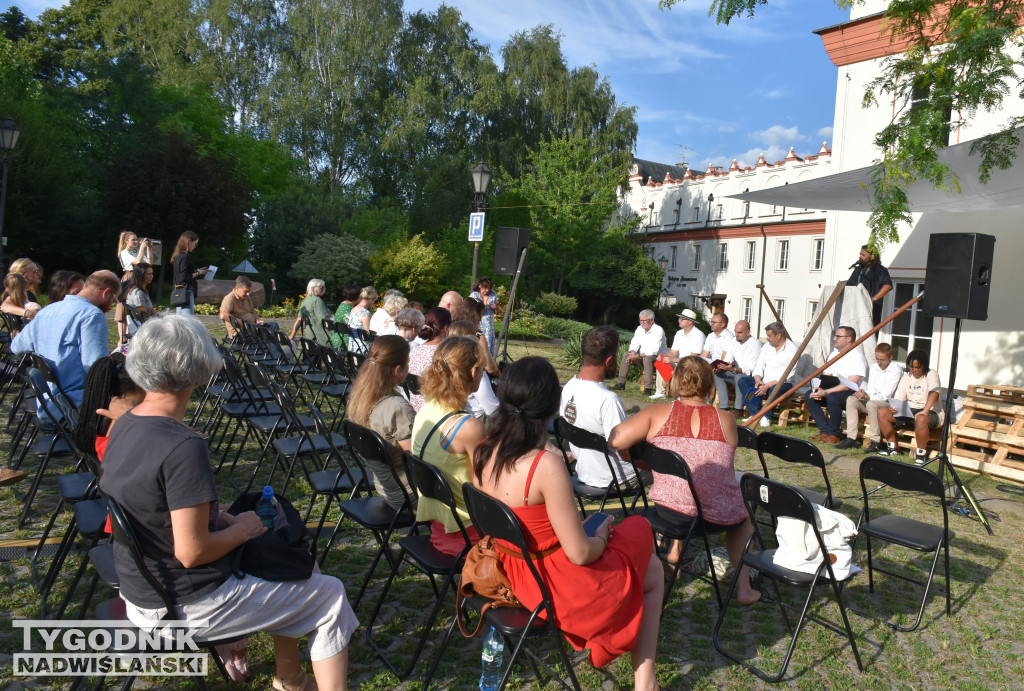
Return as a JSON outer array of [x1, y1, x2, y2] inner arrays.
[[756, 431, 841, 509], [553, 416, 648, 518], [856, 456, 952, 631], [95, 491, 242, 690], [425, 484, 582, 691], [630, 441, 724, 609], [364, 451, 472, 682], [712, 474, 863, 682]]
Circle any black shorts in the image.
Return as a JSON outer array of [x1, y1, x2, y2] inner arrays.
[[895, 408, 940, 429], [655, 504, 746, 533]]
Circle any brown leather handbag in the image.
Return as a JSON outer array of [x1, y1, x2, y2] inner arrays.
[[456, 536, 522, 637]]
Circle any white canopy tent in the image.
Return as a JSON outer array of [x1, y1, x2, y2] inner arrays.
[[728, 130, 1024, 213]]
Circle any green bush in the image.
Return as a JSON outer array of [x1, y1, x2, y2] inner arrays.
[[542, 317, 591, 340], [257, 304, 295, 318], [193, 303, 219, 316], [508, 321, 549, 340], [559, 335, 583, 369], [534, 292, 577, 317]]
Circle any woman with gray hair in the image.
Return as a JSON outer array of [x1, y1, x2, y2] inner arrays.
[[289, 277, 332, 344], [369, 289, 406, 335], [394, 307, 424, 352], [100, 315, 358, 691]]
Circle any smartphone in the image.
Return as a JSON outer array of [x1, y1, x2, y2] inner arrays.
[[583, 512, 612, 537]]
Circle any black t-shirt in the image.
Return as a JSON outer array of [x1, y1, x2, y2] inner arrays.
[[100, 411, 231, 607], [849, 260, 893, 324]]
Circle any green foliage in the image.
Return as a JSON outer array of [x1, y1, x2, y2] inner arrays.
[[192, 302, 219, 316], [368, 233, 447, 305], [572, 231, 663, 322], [542, 317, 591, 340], [256, 304, 295, 318], [534, 292, 577, 317], [559, 334, 583, 369], [289, 233, 377, 299]]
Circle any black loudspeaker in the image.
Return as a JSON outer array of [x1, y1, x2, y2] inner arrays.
[[494, 227, 530, 276], [921, 232, 994, 320]]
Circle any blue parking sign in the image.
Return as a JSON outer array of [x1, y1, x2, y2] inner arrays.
[[468, 212, 485, 241]]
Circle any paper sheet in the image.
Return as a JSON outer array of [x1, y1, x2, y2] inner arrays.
[[205, 265, 218, 280], [888, 398, 913, 417]]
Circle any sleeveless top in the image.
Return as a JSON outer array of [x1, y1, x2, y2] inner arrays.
[[649, 400, 746, 526]]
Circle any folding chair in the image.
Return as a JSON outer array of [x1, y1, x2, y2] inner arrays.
[[553, 416, 648, 518], [756, 431, 841, 509], [736, 425, 758, 452], [312, 346, 352, 429], [857, 456, 952, 631], [402, 372, 421, 398], [364, 451, 471, 681], [95, 491, 242, 690], [630, 441, 723, 609], [712, 474, 863, 682], [318, 422, 416, 578], [426, 484, 582, 691]]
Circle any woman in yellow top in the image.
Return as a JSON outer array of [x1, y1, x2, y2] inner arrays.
[[410, 336, 486, 556]]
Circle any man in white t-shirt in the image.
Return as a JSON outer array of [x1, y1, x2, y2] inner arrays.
[[714, 319, 762, 410], [652, 308, 706, 399], [561, 326, 646, 488], [737, 321, 799, 425], [805, 326, 869, 443], [836, 342, 903, 452], [614, 309, 666, 395]]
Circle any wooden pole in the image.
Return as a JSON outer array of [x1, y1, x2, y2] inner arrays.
[[743, 291, 924, 427]]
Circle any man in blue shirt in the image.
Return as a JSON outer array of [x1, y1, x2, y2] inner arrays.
[[12, 270, 121, 406]]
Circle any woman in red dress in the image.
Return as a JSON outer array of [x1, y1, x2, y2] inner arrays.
[[472, 357, 663, 690]]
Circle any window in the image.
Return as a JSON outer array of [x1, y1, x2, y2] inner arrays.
[[889, 281, 933, 362], [643, 245, 655, 258], [743, 199, 750, 218], [811, 238, 825, 271], [911, 75, 953, 146], [670, 245, 677, 271], [807, 299, 820, 324], [650, 210, 659, 226], [717, 243, 728, 271], [774, 299, 786, 324], [776, 239, 790, 271], [742, 297, 752, 323], [715, 203, 723, 220], [691, 244, 702, 271], [744, 241, 757, 272]]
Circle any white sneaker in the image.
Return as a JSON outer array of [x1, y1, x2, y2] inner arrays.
[[759, 416, 771, 428], [649, 392, 666, 400]]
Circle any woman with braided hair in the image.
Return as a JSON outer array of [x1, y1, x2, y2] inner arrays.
[[406, 306, 452, 411], [410, 335, 485, 556], [472, 357, 663, 690]]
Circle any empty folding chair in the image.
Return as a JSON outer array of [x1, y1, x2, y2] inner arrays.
[[856, 455, 952, 631], [553, 416, 648, 517], [757, 431, 841, 509], [712, 474, 863, 682]]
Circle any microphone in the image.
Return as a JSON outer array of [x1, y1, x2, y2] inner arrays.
[[848, 261, 860, 270]]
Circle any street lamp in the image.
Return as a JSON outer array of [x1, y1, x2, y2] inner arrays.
[[470, 161, 492, 290], [0, 117, 20, 272], [704, 192, 715, 228]]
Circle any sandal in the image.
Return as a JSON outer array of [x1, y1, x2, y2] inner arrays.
[[272, 670, 317, 691], [214, 639, 250, 682]]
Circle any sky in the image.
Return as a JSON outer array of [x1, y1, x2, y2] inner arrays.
[[14, 0, 852, 169]]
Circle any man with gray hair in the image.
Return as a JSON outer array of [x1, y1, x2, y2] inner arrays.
[[12, 269, 121, 406], [613, 309, 666, 395], [737, 321, 799, 426]]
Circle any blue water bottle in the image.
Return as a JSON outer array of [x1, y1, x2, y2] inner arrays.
[[479, 626, 504, 690], [255, 486, 278, 530]]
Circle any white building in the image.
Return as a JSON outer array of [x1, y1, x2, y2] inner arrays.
[[627, 0, 1024, 391], [620, 146, 836, 342]]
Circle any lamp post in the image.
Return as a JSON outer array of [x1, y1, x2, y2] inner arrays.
[[657, 255, 670, 308], [470, 161, 492, 291], [704, 192, 714, 228], [0, 117, 21, 272]]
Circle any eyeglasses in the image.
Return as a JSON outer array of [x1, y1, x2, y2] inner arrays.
[[639, 318, 653, 323]]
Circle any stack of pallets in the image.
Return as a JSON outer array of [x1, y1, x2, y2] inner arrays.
[[950, 385, 1024, 483]]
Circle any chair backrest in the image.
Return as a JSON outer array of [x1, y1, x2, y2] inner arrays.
[[756, 431, 833, 502], [319, 346, 352, 381], [861, 456, 944, 498], [403, 450, 471, 542], [30, 354, 77, 409], [463, 483, 556, 606], [736, 424, 758, 452], [553, 416, 606, 454], [99, 490, 178, 615], [125, 304, 148, 328], [740, 472, 816, 526], [27, 367, 80, 440], [630, 440, 708, 518], [403, 372, 421, 396]]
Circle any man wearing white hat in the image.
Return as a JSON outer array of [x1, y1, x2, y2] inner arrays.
[[651, 308, 706, 400]]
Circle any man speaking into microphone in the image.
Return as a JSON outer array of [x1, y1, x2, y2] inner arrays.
[[848, 245, 892, 325]]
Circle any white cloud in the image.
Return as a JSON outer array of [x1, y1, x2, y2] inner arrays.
[[817, 126, 834, 141]]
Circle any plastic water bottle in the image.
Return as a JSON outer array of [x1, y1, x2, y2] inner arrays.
[[255, 486, 278, 530], [479, 626, 504, 691]]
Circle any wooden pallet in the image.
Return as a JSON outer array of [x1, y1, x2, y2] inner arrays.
[[951, 385, 1024, 478], [776, 394, 811, 428]]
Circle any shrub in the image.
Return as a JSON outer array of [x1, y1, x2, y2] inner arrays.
[[543, 317, 591, 340], [534, 292, 577, 317], [193, 303, 219, 316], [559, 335, 583, 369], [369, 232, 446, 304]]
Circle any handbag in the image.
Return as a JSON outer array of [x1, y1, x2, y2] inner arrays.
[[226, 492, 315, 582], [772, 504, 858, 580], [456, 536, 522, 637], [170, 284, 189, 307]]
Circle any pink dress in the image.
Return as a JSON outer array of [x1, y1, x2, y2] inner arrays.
[[407, 342, 438, 411], [496, 451, 653, 668], [649, 401, 746, 526]]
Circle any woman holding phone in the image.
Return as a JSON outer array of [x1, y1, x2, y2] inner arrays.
[[171, 231, 206, 315], [472, 357, 663, 691]]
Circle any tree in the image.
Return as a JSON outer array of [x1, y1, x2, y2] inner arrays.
[[571, 230, 663, 324], [504, 134, 630, 293], [369, 233, 447, 305], [660, 0, 1024, 250], [288, 233, 376, 299]]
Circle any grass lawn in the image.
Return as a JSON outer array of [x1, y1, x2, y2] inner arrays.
[[2, 318, 1023, 689]]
